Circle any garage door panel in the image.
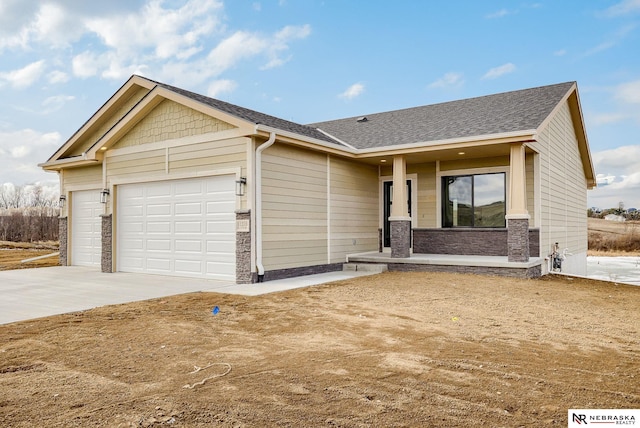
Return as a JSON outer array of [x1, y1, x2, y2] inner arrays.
[[175, 202, 203, 215], [206, 240, 235, 253], [146, 239, 172, 251], [147, 222, 171, 233], [207, 200, 235, 213], [147, 203, 172, 216], [71, 190, 102, 267], [118, 175, 236, 280], [175, 240, 202, 252], [120, 222, 144, 233]]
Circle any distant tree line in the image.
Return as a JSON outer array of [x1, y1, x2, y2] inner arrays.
[[588, 201, 640, 221], [0, 185, 59, 242]]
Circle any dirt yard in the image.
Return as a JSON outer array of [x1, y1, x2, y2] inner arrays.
[[0, 241, 59, 271], [0, 271, 638, 427]]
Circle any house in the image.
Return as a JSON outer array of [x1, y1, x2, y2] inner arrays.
[[40, 76, 595, 283]]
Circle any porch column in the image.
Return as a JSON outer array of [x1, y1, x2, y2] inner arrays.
[[507, 143, 530, 262], [390, 155, 411, 258]]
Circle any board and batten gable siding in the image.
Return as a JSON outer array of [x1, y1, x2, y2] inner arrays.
[[329, 157, 378, 263], [536, 100, 588, 275], [65, 87, 150, 158], [261, 144, 328, 270], [111, 99, 236, 149]]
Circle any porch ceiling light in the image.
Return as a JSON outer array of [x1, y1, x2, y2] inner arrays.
[[100, 188, 110, 204], [380, 159, 387, 163], [235, 177, 247, 196], [458, 151, 465, 155]]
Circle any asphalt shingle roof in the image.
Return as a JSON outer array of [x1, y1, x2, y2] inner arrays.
[[308, 82, 575, 150], [142, 77, 341, 146]]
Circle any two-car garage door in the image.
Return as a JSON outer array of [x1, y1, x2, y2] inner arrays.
[[117, 175, 236, 281]]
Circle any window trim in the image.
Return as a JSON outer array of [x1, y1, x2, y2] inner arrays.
[[436, 166, 509, 228]]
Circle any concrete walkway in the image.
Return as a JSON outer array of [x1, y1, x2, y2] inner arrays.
[[0, 266, 379, 325]]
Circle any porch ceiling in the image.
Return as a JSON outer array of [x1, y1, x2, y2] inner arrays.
[[355, 141, 519, 165]]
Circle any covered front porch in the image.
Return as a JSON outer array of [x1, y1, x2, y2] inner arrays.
[[347, 251, 544, 279]]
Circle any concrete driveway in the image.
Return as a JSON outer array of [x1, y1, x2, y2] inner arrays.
[[0, 266, 379, 325]]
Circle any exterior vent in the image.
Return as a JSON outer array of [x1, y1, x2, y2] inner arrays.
[[356, 116, 368, 123]]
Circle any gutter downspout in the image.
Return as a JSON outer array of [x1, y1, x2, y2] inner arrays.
[[255, 130, 276, 282]]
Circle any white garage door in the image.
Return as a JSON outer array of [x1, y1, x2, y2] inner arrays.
[[71, 190, 102, 267], [117, 175, 236, 281]]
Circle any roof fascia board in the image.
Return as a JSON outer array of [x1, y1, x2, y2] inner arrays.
[[568, 89, 596, 188], [354, 131, 537, 157], [46, 75, 155, 163], [533, 83, 596, 188], [38, 156, 100, 171]]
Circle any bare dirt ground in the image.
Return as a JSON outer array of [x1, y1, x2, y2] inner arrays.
[[0, 241, 59, 271], [1, 271, 638, 427]]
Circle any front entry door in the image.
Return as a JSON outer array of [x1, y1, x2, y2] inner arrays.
[[383, 180, 412, 248]]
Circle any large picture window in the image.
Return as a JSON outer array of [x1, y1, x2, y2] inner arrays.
[[442, 172, 506, 227]]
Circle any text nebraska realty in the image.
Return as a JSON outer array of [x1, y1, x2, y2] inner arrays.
[[573, 413, 636, 425]]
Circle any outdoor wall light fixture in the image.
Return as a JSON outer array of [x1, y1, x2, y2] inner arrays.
[[100, 188, 110, 204], [59, 195, 66, 208], [235, 177, 247, 196]]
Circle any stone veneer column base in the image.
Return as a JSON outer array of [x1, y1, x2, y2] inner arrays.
[[507, 217, 530, 262], [390, 220, 411, 258], [101, 214, 113, 273], [236, 210, 252, 284], [58, 217, 68, 266]]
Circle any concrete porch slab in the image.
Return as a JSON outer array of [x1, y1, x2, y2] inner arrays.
[[347, 251, 544, 269]]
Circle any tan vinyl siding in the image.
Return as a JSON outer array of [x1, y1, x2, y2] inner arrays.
[[63, 165, 103, 189], [329, 157, 378, 263], [408, 163, 437, 228], [536, 101, 588, 273], [107, 138, 248, 180], [262, 144, 328, 270], [66, 87, 150, 157], [112, 99, 236, 149]]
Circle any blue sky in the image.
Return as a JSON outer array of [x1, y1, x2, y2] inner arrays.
[[1, 0, 639, 209]]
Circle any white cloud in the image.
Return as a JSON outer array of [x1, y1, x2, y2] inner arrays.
[[85, 0, 221, 60], [0, 129, 62, 184], [590, 112, 629, 125], [588, 145, 640, 209], [72, 51, 105, 78], [48, 70, 69, 84], [481, 63, 516, 80], [604, 0, 640, 16], [0, 60, 46, 89], [208, 31, 269, 74], [41, 95, 75, 114], [614, 79, 640, 104], [554, 49, 567, 56], [486, 9, 510, 19], [582, 24, 636, 57], [339, 83, 365, 100], [428, 72, 464, 89], [207, 79, 237, 97]]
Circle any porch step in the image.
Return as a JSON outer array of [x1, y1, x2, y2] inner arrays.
[[343, 263, 388, 273]]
